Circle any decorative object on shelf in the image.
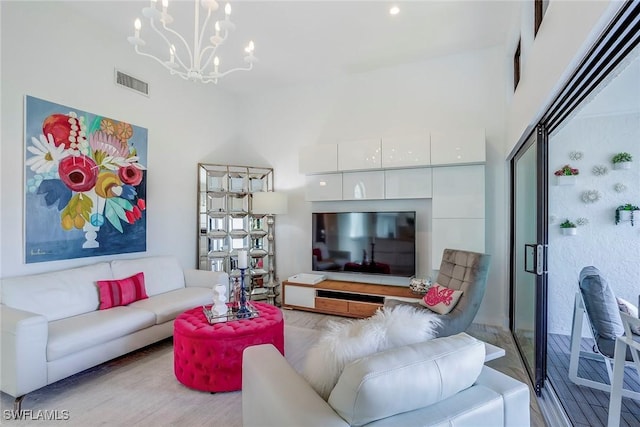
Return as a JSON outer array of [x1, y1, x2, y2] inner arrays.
[[614, 183, 627, 193], [210, 283, 228, 318], [127, 0, 257, 84], [575, 217, 589, 226], [560, 219, 578, 235], [615, 204, 640, 226], [569, 151, 584, 161], [582, 190, 601, 204], [612, 152, 633, 170], [554, 164, 579, 185], [409, 277, 432, 295], [252, 191, 288, 305], [592, 165, 608, 176]]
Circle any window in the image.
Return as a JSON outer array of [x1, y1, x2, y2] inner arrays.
[[534, 0, 549, 36], [514, 39, 521, 91]]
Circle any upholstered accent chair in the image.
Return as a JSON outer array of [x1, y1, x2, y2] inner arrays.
[[386, 248, 491, 338], [569, 266, 640, 401]]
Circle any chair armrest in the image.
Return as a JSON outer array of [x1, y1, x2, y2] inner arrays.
[[1, 305, 48, 397], [183, 269, 229, 289], [475, 366, 531, 427], [242, 344, 349, 427]]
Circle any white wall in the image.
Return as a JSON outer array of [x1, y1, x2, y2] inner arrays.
[[0, 1, 239, 277], [236, 47, 508, 327], [548, 111, 640, 335], [506, 0, 623, 155]]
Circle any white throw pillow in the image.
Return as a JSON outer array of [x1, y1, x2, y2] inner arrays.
[[616, 297, 640, 335], [302, 305, 441, 400]]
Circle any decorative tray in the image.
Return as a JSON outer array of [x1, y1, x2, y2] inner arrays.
[[202, 304, 260, 324]]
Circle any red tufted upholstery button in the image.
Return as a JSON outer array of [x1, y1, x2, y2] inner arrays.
[[173, 302, 284, 392]]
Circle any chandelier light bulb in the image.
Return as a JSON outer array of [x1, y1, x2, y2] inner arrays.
[[135, 18, 142, 30], [225, 3, 231, 17], [245, 40, 254, 53], [162, 0, 168, 10], [389, 5, 400, 15]]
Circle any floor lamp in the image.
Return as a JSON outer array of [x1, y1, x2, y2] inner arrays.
[[251, 192, 288, 305]]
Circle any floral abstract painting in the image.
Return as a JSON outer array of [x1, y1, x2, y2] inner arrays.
[[25, 96, 147, 263]]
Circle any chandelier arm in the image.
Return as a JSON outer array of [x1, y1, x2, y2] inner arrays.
[[134, 46, 191, 81], [199, 29, 228, 68], [197, 7, 214, 58], [156, 20, 194, 70], [214, 62, 254, 78]]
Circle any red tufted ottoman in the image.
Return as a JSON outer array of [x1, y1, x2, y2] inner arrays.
[[173, 302, 284, 392]]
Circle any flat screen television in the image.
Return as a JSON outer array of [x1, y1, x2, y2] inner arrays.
[[312, 211, 416, 277]]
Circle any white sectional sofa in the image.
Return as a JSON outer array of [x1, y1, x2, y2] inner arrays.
[[243, 333, 531, 427], [0, 255, 227, 409]]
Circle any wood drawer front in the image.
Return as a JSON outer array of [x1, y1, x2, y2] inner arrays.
[[348, 301, 381, 317], [315, 297, 348, 313]]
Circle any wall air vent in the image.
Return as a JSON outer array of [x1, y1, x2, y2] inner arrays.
[[114, 69, 149, 96]]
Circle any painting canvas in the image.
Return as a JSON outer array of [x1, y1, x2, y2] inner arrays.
[[24, 96, 148, 263]]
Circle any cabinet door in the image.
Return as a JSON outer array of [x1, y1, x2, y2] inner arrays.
[[299, 144, 338, 174], [284, 285, 315, 308], [432, 218, 485, 267], [305, 173, 343, 201], [385, 168, 432, 199], [382, 134, 430, 168], [432, 165, 485, 218], [342, 171, 385, 200], [430, 129, 485, 165], [338, 139, 382, 171]]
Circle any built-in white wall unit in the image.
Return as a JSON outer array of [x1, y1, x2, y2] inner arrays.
[[305, 174, 343, 201], [381, 134, 431, 168], [342, 171, 385, 200], [385, 168, 432, 200], [300, 133, 486, 279], [299, 144, 338, 174], [431, 165, 486, 267], [431, 129, 486, 165], [338, 138, 382, 171]]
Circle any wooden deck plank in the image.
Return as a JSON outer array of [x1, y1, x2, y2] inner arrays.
[[548, 333, 640, 427]]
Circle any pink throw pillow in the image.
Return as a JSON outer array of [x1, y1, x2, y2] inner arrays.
[[422, 283, 463, 315], [97, 272, 148, 310]]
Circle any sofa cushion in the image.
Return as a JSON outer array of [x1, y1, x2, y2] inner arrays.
[[128, 287, 212, 324], [110, 256, 185, 297], [97, 272, 149, 310], [328, 332, 485, 426], [1, 262, 111, 321], [47, 306, 156, 361]]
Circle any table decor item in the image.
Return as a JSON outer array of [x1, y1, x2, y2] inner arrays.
[[409, 277, 432, 295]]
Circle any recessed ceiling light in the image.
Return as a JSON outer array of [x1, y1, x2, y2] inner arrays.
[[389, 5, 400, 16]]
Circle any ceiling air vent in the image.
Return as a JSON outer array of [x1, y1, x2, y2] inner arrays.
[[114, 69, 149, 96]]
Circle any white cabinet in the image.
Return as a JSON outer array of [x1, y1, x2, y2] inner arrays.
[[299, 144, 338, 174], [338, 139, 382, 171], [342, 171, 385, 200], [430, 129, 485, 165], [432, 165, 485, 218], [283, 284, 315, 308], [305, 174, 343, 201], [382, 134, 430, 168], [432, 219, 485, 267], [385, 168, 432, 199]]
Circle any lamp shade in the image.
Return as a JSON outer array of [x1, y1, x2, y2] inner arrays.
[[252, 192, 288, 215]]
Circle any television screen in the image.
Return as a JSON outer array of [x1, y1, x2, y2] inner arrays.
[[312, 211, 416, 277]]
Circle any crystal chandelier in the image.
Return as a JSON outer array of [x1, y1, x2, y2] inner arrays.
[[127, 0, 257, 84]]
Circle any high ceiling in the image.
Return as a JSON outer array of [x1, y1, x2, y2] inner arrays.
[[65, 0, 520, 94]]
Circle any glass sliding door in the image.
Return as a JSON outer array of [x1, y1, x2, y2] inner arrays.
[[510, 126, 548, 395]]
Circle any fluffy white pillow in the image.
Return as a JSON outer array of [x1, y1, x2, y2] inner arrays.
[[616, 297, 640, 335], [302, 305, 441, 400]]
